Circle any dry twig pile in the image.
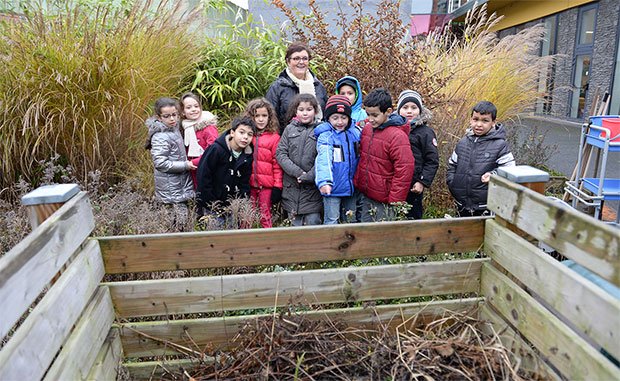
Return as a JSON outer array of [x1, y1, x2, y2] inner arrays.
[[163, 309, 533, 380]]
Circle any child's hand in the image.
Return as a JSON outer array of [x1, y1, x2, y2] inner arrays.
[[320, 184, 332, 195], [297, 171, 306, 183], [187, 161, 197, 170], [411, 182, 424, 193], [481, 172, 491, 183]]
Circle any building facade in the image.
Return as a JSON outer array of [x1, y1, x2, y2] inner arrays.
[[413, 0, 620, 120]]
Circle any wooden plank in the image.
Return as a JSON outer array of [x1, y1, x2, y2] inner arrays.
[[44, 287, 115, 381], [481, 263, 620, 380], [107, 259, 486, 318], [488, 175, 620, 286], [86, 328, 124, 381], [125, 359, 204, 381], [98, 217, 487, 274], [119, 297, 483, 358], [0, 240, 105, 381], [0, 191, 94, 339], [485, 220, 620, 360], [479, 303, 563, 381]]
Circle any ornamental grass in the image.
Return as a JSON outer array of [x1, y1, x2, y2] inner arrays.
[[0, 0, 204, 192]]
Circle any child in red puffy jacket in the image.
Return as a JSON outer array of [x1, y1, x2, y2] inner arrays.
[[244, 98, 283, 228], [353, 88, 414, 222], [180, 92, 218, 188]]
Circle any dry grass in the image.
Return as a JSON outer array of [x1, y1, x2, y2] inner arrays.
[[0, 0, 204, 191]]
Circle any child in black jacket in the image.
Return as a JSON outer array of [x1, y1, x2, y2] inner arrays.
[[196, 117, 255, 219], [397, 90, 439, 220], [447, 101, 515, 216]]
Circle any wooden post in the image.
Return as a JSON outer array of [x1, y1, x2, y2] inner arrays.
[[21, 184, 80, 229], [497, 166, 549, 194]]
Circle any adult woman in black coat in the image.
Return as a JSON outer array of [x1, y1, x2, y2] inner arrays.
[[266, 42, 328, 134]]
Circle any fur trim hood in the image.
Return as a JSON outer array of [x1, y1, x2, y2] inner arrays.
[[410, 107, 433, 128]]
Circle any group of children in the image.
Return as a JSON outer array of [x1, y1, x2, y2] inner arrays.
[[146, 76, 515, 230]]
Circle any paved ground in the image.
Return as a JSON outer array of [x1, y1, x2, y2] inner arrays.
[[516, 115, 619, 223], [516, 115, 620, 178]]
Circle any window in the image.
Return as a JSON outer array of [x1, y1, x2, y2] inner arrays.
[[536, 15, 558, 114], [570, 4, 597, 118]]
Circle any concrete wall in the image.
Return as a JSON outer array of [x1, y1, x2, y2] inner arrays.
[[588, 0, 620, 115], [248, 0, 412, 38]]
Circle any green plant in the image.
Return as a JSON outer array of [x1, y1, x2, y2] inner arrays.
[[0, 0, 204, 191], [189, 5, 286, 122]]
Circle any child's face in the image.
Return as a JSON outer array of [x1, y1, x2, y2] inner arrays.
[[229, 124, 254, 152], [182, 97, 202, 121], [253, 107, 269, 131], [470, 111, 495, 136], [296, 101, 316, 124], [399, 101, 420, 122], [328, 113, 349, 131], [157, 105, 179, 128], [364, 106, 391, 128], [338, 85, 356, 106]]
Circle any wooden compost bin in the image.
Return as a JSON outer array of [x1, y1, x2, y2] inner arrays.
[[1, 175, 618, 380]]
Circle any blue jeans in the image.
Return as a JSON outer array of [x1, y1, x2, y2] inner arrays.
[[323, 195, 357, 224]]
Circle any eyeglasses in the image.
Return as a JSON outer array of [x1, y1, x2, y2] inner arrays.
[[160, 112, 178, 119], [290, 56, 310, 62]]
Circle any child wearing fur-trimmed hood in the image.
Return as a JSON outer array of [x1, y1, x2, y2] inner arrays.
[[396, 90, 439, 220]]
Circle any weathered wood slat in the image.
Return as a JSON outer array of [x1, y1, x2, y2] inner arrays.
[[0, 240, 105, 381], [86, 328, 124, 381], [125, 359, 204, 381], [487, 175, 620, 286], [107, 259, 485, 318], [479, 304, 562, 381], [44, 286, 115, 381], [98, 218, 486, 274], [481, 263, 620, 380], [119, 298, 483, 358], [485, 220, 620, 360], [0, 191, 94, 339]]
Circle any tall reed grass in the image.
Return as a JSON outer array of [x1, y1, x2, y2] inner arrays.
[[0, 0, 204, 193]]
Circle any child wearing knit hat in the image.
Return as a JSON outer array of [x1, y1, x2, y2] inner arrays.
[[314, 94, 361, 224], [397, 90, 439, 220]]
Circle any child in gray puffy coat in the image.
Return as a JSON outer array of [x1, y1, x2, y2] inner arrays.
[[145, 97, 196, 230]]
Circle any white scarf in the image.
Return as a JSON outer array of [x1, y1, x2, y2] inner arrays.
[[286, 68, 323, 121], [182, 111, 216, 157]]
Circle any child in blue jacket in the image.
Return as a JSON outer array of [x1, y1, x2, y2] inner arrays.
[[315, 95, 361, 224]]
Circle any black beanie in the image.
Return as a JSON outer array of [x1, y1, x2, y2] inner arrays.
[[324, 94, 352, 120]]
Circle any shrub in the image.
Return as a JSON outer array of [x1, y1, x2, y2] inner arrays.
[[0, 0, 204, 191], [189, 4, 286, 123]]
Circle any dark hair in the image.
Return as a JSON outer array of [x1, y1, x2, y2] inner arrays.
[[472, 100, 497, 120], [231, 116, 256, 134], [180, 92, 201, 106], [363, 88, 392, 113], [285, 42, 312, 62], [285, 94, 319, 124], [154, 97, 178, 116], [244, 98, 280, 133]]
